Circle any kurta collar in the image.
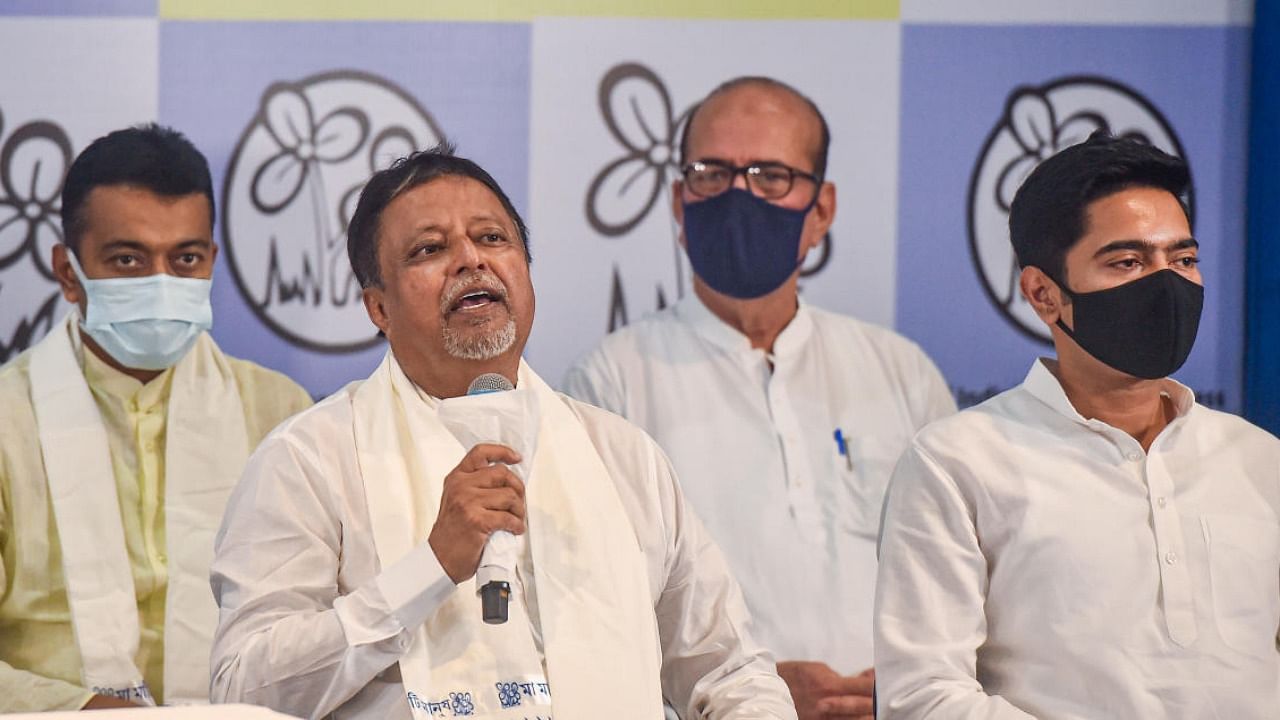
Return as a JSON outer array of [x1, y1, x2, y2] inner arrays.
[[673, 293, 813, 360], [1021, 358, 1195, 429]]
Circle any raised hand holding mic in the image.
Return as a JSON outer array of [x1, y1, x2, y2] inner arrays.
[[436, 373, 540, 624]]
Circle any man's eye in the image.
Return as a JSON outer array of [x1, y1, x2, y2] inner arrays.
[[481, 233, 506, 244], [114, 255, 139, 267], [412, 243, 441, 258], [1114, 258, 1140, 269], [1179, 256, 1200, 267], [178, 253, 201, 265]]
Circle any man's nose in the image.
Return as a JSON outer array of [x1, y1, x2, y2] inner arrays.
[[453, 236, 484, 273], [731, 169, 751, 192]]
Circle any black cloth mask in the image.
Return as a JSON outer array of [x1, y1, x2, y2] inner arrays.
[[1053, 268, 1204, 380]]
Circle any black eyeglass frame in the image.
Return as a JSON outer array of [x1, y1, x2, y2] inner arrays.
[[680, 159, 822, 201]]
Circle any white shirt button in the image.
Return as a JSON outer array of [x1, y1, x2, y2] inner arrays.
[[1126, 451, 1142, 462], [1165, 551, 1178, 565], [1156, 496, 1168, 509]]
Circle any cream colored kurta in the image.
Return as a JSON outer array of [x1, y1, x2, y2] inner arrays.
[[0, 328, 312, 712], [209, 358, 797, 720]]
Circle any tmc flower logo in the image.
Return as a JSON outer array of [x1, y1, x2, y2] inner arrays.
[[968, 75, 1193, 343], [0, 117, 71, 279], [586, 63, 689, 238], [223, 69, 443, 352], [0, 111, 73, 362], [250, 84, 368, 214]]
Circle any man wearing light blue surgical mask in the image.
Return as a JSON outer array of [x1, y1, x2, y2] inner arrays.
[[0, 124, 311, 712], [565, 77, 956, 719]]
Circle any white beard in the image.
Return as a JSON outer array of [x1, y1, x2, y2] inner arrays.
[[442, 316, 517, 361]]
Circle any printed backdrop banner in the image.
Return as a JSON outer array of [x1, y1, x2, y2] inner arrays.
[[0, 3, 1257, 416]]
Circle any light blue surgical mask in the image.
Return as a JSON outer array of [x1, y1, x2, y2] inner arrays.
[[67, 249, 213, 371]]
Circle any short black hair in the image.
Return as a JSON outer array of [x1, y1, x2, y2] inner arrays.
[[679, 76, 831, 180], [347, 143, 529, 289], [60, 123, 214, 253], [1009, 131, 1190, 284]]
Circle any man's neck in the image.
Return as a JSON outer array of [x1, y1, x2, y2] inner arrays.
[[692, 277, 799, 353], [1050, 356, 1177, 452]]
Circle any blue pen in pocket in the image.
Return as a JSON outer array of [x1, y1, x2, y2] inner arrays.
[[833, 428, 853, 471]]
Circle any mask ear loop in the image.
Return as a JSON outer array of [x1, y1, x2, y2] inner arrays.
[[1030, 264, 1080, 340], [64, 244, 90, 284]]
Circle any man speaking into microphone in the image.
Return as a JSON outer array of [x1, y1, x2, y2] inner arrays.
[[208, 145, 796, 720]]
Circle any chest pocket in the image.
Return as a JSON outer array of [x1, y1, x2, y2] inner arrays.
[[1201, 514, 1280, 658], [836, 435, 908, 540]]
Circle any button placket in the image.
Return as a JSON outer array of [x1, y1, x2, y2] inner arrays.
[[766, 363, 822, 540], [1143, 453, 1196, 645]]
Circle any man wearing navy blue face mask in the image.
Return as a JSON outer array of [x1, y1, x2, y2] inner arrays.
[[565, 77, 956, 719], [0, 124, 312, 711]]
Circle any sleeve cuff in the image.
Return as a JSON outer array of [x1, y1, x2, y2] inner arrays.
[[375, 540, 459, 632]]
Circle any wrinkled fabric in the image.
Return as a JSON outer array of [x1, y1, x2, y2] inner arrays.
[[564, 296, 956, 672], [0, 321, 312, 712], [209, 360, 796, 720], [875, 359, 1280, 720]]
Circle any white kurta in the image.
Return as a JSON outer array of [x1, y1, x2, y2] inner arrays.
[[563, 296, 956, 672], [875, 359, 1280, 720], [209, 362, 797, 720]]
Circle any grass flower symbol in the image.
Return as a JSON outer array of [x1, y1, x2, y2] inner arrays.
[[586, 63, 690, 237], [994, 88, 1110, 213], [250, 83, 369, 307], [0, 114, 72, 278]]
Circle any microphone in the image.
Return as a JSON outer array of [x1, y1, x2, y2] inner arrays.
[[437, 373, 540, 624], [465, 373, 516, 624]]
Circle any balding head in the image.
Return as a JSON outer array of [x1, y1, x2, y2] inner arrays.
[[679, 76, 830, 179]]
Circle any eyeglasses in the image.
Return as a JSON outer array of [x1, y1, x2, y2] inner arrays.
[[681, 159, 820, 201]]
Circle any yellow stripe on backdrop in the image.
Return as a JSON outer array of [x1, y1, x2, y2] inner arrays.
[[159, 0, 898, 20]]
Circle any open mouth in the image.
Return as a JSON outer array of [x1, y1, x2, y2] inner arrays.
[[449, 287, 506, 313]]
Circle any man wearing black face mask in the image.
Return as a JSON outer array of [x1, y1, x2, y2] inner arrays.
[[565, 77, 956, 719], [874, 133, 1280, 720]]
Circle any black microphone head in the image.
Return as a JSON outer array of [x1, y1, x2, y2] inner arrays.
[[467, 373, 514, 396]]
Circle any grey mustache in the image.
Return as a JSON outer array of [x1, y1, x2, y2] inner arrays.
[[441, 274, 509, 312]]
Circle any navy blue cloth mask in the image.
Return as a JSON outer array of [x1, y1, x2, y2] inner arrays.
[[681, 188, 813, 299]]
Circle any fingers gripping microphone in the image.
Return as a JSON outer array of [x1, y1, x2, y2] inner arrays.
[[437, 373, 538, 625]]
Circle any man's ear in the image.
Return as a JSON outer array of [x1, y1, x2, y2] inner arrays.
[[52, 244, 84, 305], [1020, 265, 1066, 326], [671, 178, 687, 249], [799, 181, 836, 258], [362, 285, 390, 337]]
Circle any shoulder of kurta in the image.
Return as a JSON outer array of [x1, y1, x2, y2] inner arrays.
[[253, 384, 358, 451], [560, 392, 656, 444], [1187, 403, 1280, 455], [558, 394, 670, 474], [575, 303, 691, 366], [223, 356, 314, 432], [807, 305, 935, 366], [908, 387, 1026, 461], [0, 345, 35, 401], [0, 347, 38, 447]]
